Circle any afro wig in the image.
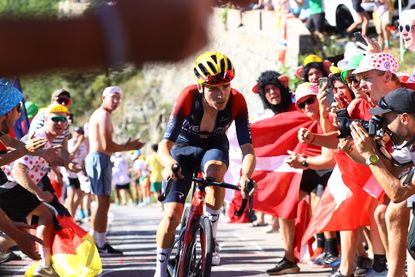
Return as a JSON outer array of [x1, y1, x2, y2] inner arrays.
[[256, 70, 292, 114]]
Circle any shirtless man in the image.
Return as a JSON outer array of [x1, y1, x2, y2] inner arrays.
[[86, 86, 144, 255]]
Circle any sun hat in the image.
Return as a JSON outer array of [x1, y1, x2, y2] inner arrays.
[[0, 79, 23, 116], [340, 53, 364, 82], [25, 101, 39, 119], [45, 103, 69, 115], [352, 52, 398, 75], [295, 82, 318, 104]]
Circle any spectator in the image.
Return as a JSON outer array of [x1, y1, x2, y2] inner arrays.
[[64, 126, 88, 217], [374, 0, 391, 51], [86, 86, 144, 255], [112, 152, 134, 206], [296, 54, 331, 84], [133, 154, 151, 206], [146, 144, 164, 207], [8, 103, 72, 276], [346, 0, 370, 36], [305, 0, 325, 41]]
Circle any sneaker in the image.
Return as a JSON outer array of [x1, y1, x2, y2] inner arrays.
[[266, 257, 300, 275], [364, 268, 388, 277], [311, 252, 328, 268], [33, 264, 59, 277], [212, 240, 220, 266], [323, 253, 340, 268], [97, 242, 123, 256], [330, 269, 354, 277]]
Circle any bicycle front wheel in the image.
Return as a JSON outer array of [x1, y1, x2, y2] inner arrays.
[[182, 216, 213, 277]]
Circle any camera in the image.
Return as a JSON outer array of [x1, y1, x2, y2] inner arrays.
[[336, 109, 384, 138]]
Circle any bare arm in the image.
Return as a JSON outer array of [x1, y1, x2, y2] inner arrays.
[[158, 139, 181, 179], [0, 208, 42, 260], [0, 0, 211, 77], [12, 163, 53, 203], [286, 147, 335, 171], [350, 121, 415, 202], [68, 136, 84, 158], [239, 143, 256, 197], [99, 112, 144, 153], [298, 129, 339, 149], [0, 134, 47, 166]]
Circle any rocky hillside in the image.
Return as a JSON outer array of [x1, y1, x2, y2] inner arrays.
[[120, 8, 303, 147]]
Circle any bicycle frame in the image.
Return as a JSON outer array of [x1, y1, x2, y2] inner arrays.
[[177, 184, 208, 276], [159, 168, 254, 277]]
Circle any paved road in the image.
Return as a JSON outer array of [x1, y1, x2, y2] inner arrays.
[[0, 205, 333, 276]]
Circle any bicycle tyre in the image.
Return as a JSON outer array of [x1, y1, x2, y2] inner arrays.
[[168, 207, 190, 277], [182, 216, 213, 277]]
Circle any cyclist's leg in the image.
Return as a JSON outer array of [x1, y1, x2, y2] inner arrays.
[[201, 147, 229, 266], [202, 147, 229, 238], [155, 179, 191, 277], [155, 144, 199, 277]]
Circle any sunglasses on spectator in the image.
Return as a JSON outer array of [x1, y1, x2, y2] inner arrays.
[[56, 97, 71, 105], [15, 102, 22, 113], [346, 75, 359, 85], [398, 24, 415, 33], [50, 115, 67, 123], [297, 97, 315, 109]]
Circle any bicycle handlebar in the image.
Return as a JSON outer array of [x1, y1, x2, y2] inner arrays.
[[158, 164, 255, 216]]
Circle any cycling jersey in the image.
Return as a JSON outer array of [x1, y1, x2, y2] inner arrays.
[[164, 85, 252, 146], [162, 85, 252, 204]]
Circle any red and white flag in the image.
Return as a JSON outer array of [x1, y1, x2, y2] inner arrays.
[[227, 111, 319, 222], [301, 152, 376, 246]]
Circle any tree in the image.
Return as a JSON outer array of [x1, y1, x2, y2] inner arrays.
[[0, 0, 59, 18]]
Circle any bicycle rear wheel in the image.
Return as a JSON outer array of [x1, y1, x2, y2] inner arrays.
[[182, 216, 213, 277]]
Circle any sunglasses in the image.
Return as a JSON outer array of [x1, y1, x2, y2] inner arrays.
[[346, 75, 359, 85], [398, 24, 415, 33], [205, 69, 234, 85], [50, 115, 67, 123], [56, 97, 71, 105], [297, 97, 315, 109], [15, 102, 22, 113]]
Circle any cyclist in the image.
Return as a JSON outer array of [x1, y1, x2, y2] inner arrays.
[[154, 51, 256, 276]]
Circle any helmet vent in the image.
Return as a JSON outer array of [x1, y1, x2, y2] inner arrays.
[[227, 60, 233, 71], [211, 54, 217, 63], [206, 61, 216, 73], [220, 59, 225, 74], [194, 68, 201, 78], [198, 63, 209, 76]]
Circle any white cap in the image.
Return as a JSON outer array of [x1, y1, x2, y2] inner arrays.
[[400, 9, 415, 24], [102, 86, 122, 97]]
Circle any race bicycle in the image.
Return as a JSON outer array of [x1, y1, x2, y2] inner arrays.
[[158, 165, 254, 277]]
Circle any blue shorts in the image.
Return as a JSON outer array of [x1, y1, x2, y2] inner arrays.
[[85, 152, 112, 196], [164, 137, 229, 204]]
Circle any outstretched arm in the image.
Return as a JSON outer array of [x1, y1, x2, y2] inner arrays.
[[0, 209, 43, 260], [239, 143, 256, 198]]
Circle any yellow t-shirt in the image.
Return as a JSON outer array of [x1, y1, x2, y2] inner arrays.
[[146, 152, 163, 183]]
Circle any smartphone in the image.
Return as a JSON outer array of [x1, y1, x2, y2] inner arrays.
[[353, 32, 368, 46], [318, 77, 328, 89], [319, 77, 334, 106]]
